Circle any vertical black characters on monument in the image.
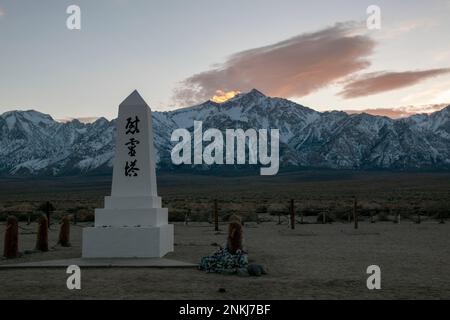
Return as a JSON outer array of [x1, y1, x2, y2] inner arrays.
[[126, 138, 140, 157], [125, 116, 140, 135], [125, 159, 140, 177], [124, 116, 141, 177]]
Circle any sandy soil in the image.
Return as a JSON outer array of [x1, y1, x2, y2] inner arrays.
[[0, 221, 449, 300]]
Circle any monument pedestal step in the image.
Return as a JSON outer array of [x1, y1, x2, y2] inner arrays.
[[82, 224, 174, 258], [104, 196, 161, 209], [94, 208, 168, 227]]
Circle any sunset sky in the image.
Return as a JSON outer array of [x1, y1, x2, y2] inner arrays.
[[1, 0, 450, 120]]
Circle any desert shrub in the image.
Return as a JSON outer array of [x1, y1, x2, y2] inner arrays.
[[75, 208, 94, 222], [20, 212, 41, 222], [246, 212, 260, 223], [268, 203, 286, 216], [37, 201, 55, 214], [302, 208, 322, 217], [189, 210, 210, 222], [316, 212, 334, 223], [0, 211, 41, 222], [359, 208, 378, 217], [333, 208, 351, 221], [169, 209, 187, 222], [256, 205, 268, 213], [67, 206, 88, 214], [433, 209, 449, 220], [377, 211, 391, 222]]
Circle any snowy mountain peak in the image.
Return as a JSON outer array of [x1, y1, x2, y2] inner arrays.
[[230, 88, 267, 104], [1, 95, 450, 176], [245, 88, 266, 98], [0, 109, 55, 131], [1, 109, 54, 123]]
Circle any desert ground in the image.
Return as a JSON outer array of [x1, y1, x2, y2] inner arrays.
[[0, 221, 449, 299], [0, 171, 449, 299]]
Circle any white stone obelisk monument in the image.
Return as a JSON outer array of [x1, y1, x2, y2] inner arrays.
[[82, 90, 174, 258]]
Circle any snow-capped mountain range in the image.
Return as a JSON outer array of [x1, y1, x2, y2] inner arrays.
[[1, 89, 450, 176]]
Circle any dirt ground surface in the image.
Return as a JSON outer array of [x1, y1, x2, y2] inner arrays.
[[1, 221, 449, 300]]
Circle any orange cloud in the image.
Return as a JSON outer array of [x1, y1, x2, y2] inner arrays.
[[345, 104, 449, 119], [173, 22, 375, 106], [339, 69, 450, 99], [211, 90, 241, 103], [57, 117, 99, 124]]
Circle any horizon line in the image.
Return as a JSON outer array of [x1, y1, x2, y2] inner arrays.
[[1, 89, 449, 122]]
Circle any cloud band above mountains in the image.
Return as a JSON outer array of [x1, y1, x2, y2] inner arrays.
[[345, 103, 449, 119], [339, 69, 450, 98], [173, 22, 450, 106], [174, 23, 375, 105]]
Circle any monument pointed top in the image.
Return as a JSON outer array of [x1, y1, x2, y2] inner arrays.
[[120, 90, 149, 107]]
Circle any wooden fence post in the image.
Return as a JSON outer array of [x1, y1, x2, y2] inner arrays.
[[439, 212, 445, 224], [35, 215, 49, 252], [3, 216, 19, 259], [300, 206, 304, 224], [214, 199, 219, 231], [58, 215, 71, 247], [185, 208, 191, 226], [290, 199, 295, 230], [353, 197, 358, 229]]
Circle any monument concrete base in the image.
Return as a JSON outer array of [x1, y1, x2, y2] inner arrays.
[[104, 195, 162, 209], [82, 224, 174, 258], [94, 208, 168, 227]]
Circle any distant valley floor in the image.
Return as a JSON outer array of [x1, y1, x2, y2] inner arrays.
[[0, 170, 449, 223]]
